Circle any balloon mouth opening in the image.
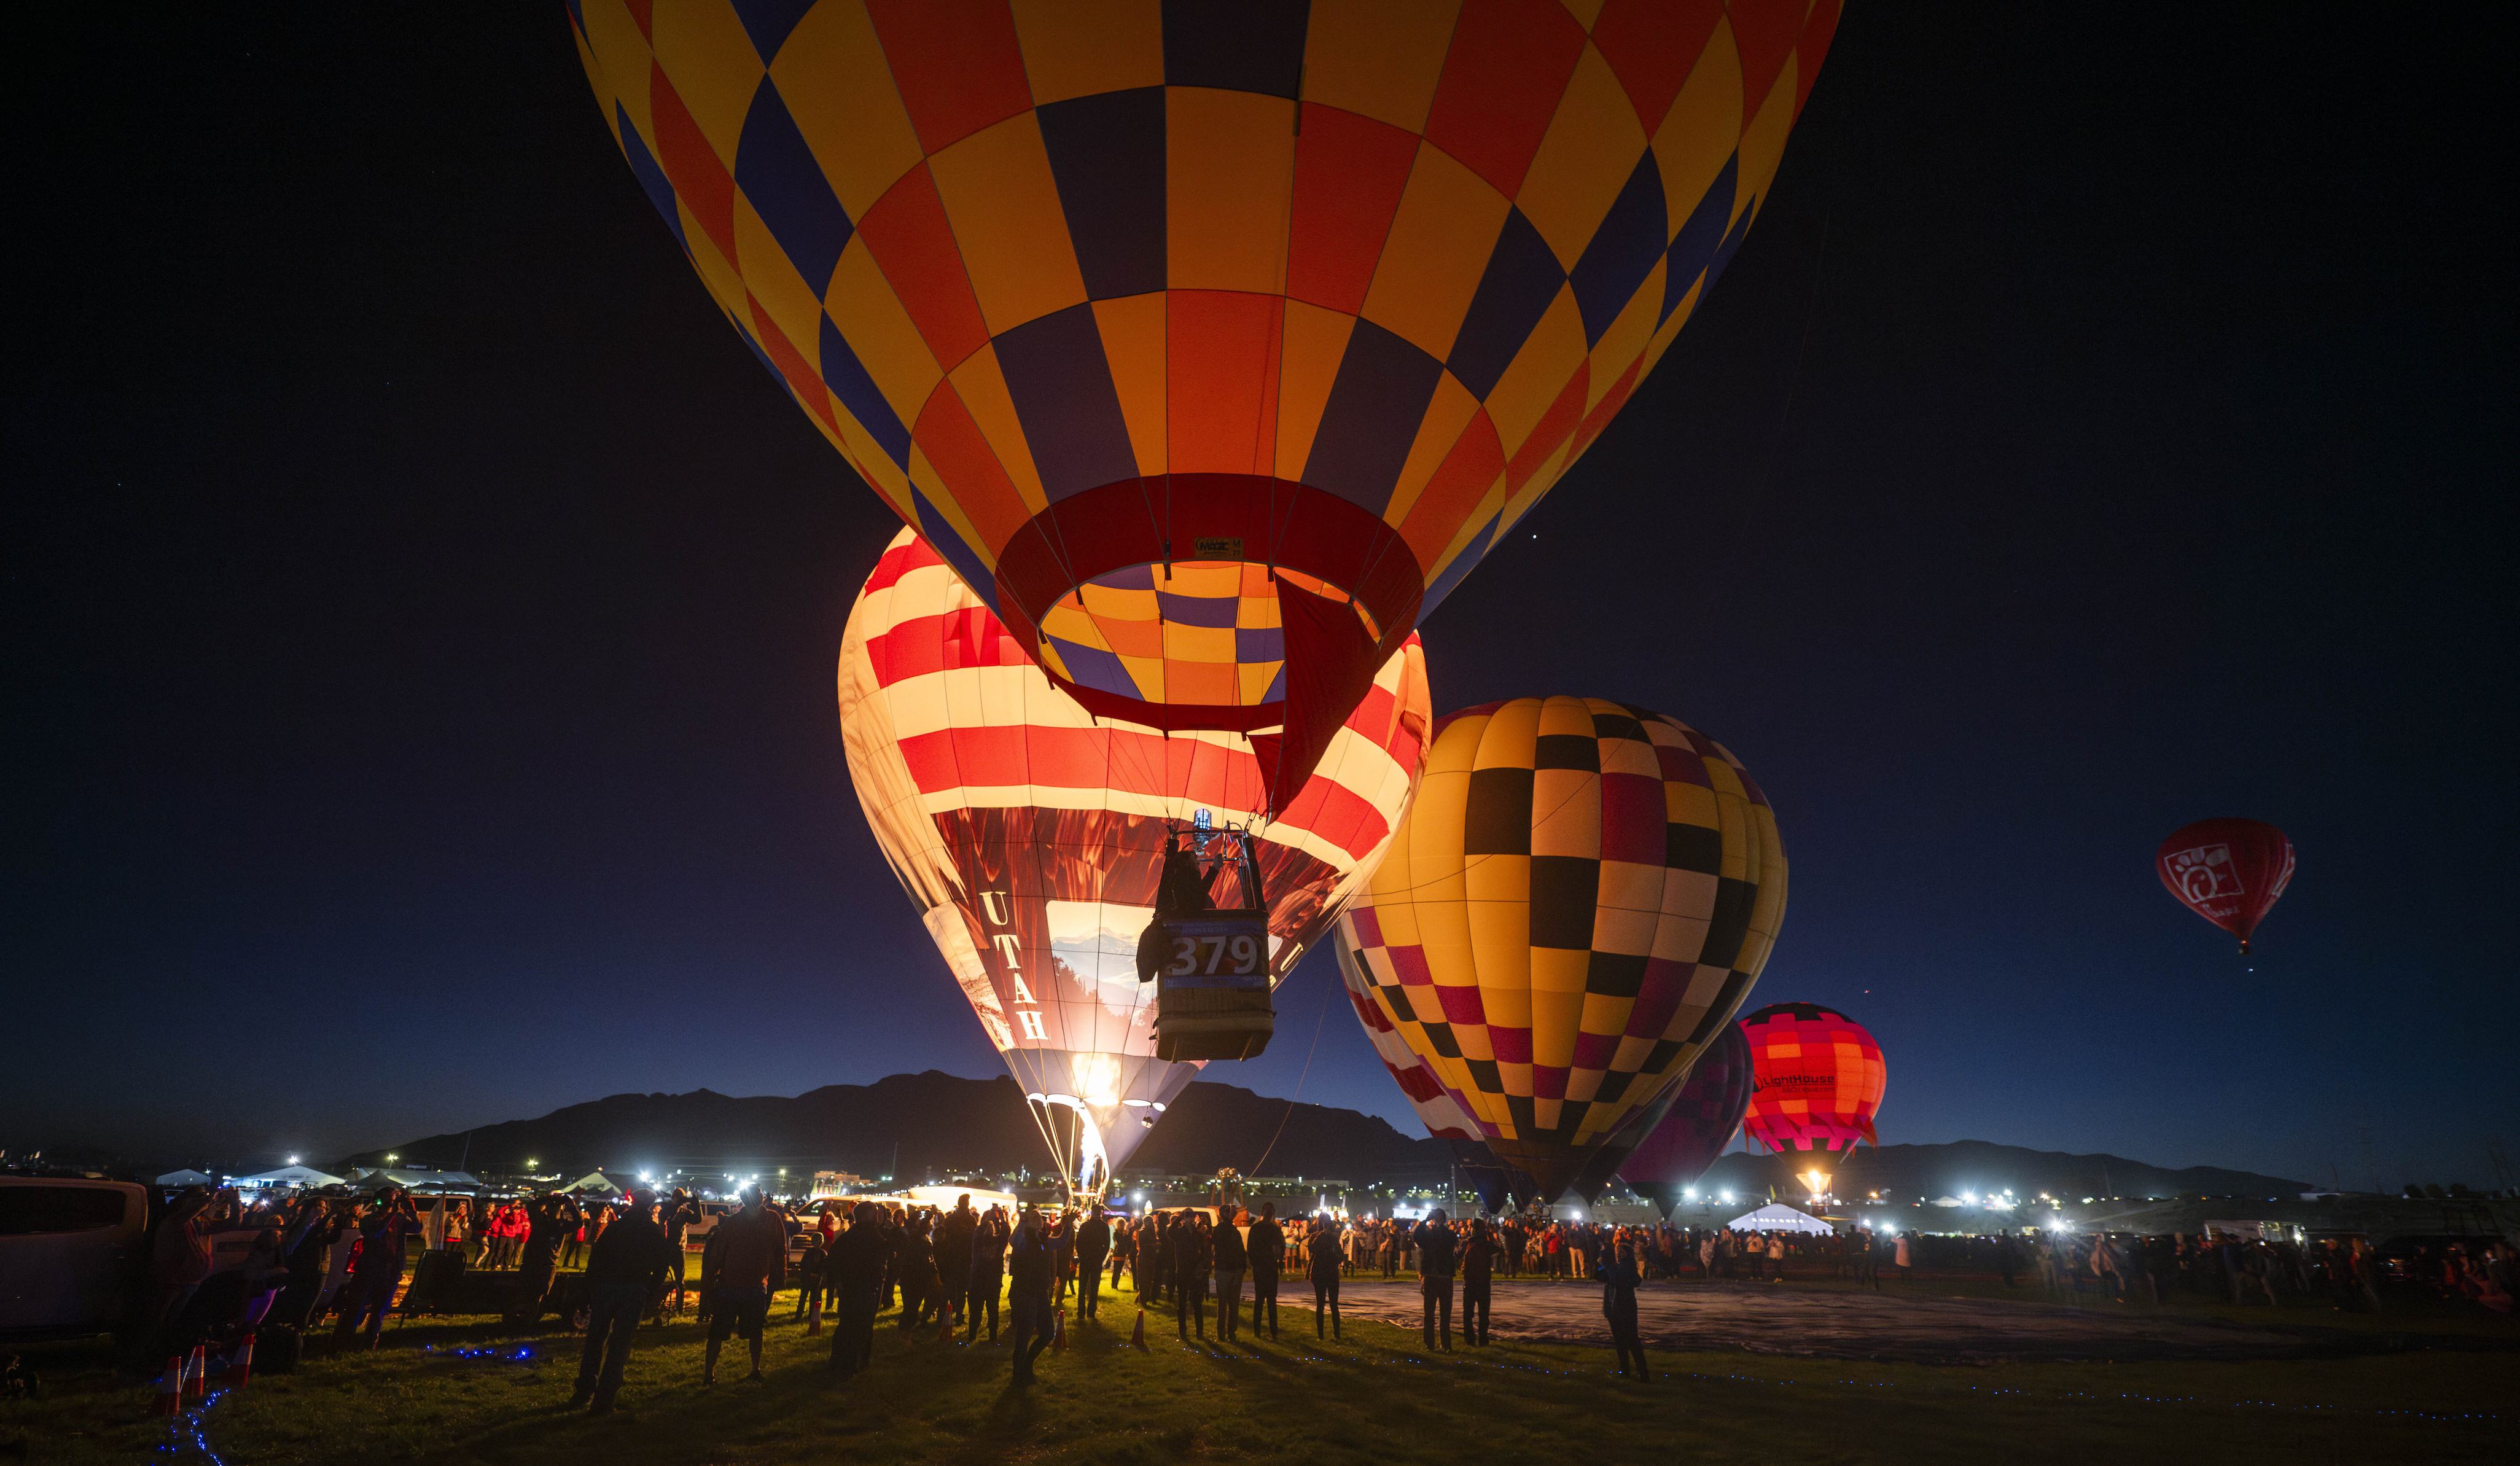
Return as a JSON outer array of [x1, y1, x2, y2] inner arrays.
[[989, 475, 1422, 731]]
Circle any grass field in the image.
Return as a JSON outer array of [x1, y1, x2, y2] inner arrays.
[[5, 1277, 2512, 1465]]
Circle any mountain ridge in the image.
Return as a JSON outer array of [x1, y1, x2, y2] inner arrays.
[[345, 1073, 2310, 1199]]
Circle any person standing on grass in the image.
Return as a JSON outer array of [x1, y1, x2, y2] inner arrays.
[[895, 1211, 940, 1335], [572, 1187, 673, 1414], [701, 1187, 786, 1386], [1461, 1217, 1500, 1346], [1175, 1212, 1214, 1339], [1075, 1206, 1110, 1322], [1766, 1231, 1785, 1282], [827, 1202, 887, 1378], [136, 1187, 223, 1363], [1213, 1207, 1248, 1341], [1893, 1231, 1913, 1281], [1111, 1214, 1137, 1298], [1007, 1208, 1055, 1386], [967, 1206, 1009, 1343], [655, 1190, 700, 1320], [1604, 1232, 1648, 1381], [794, 1233, 829, 1320], [935, 1196, 977, 1335], [1308, 1218, 1344, 1339], [1247, 1204, 1284, 1341], [512, 1193, 583, 1325], [1414, 1210, 1458, 1351], [1048, 1209, 1075, 1312]]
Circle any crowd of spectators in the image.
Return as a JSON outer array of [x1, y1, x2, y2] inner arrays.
[[120, 1180, 2517, 1414]]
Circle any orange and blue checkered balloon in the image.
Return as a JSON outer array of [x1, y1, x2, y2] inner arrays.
[[1738, 1001, 1883, 1153], [572, 1, 1839, 757], [1337, 695, 1787, 1202]]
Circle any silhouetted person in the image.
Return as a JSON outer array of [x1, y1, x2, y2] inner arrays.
[[1214, 1209, 1247, 1340], [1462, 1217, 1501, 1346], [511, 1193, 582, 1327], [1007, 1209, 1055, 1386], [701, 1188, 784, 1386], [572, 1187, 673, 1414], [1247, 1204, 1284, 1339], [1308, 1219, 1343, 1339], [1075, 1207, 1110, 1321], [967, 1207, 1008, 1343], [826, 1203, 886, 1378], [1604, 1233, 1648, 1381], [336, 1187, 419, 1351], [935, 1196, 977, 1332], [1176, 1213, 1213, 1339], [1413, 1211, 1457, 1351]]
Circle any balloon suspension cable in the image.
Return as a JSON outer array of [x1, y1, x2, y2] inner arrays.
[[1248, 965, 1335, 1179]]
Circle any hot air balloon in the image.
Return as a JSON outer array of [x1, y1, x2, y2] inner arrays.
[[839, 529, 1429, 1196], [2157, 817, 2296, 954], [1737, 1002, 1882, 1155], [1611, 1019, 1755, 1215], [1336, 924, 1526, 1210], [574, 1, 1839, 789], [1337, 695, 1787, 1201]]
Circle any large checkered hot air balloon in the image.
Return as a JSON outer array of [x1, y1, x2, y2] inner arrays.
[[574, 1, 1839, 790], [839, 529, 1429, 1196], [2156, 817, 2295, 955], [1337, 695, 1787, 1201], [1737, 1002, 1882, 1153]]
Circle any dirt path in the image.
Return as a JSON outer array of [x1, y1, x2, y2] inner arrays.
[[1327, 1277, 2311, 1362]]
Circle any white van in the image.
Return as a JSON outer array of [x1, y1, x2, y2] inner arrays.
[[0, 1176, 149, 1340]]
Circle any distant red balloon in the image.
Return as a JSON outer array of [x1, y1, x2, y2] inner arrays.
[[2156, 817, 2296, 954], [1739, 1004, 1884, 1155]]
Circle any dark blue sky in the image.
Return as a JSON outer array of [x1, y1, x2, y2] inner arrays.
[[9, 6, 2510, 1189]]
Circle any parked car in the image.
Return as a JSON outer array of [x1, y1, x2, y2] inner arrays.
[[0, 1176, 148, 1341]]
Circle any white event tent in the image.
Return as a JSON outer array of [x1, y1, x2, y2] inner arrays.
[[1726, 1203, 1835, 1234], [233, 1164, 347, 1189]]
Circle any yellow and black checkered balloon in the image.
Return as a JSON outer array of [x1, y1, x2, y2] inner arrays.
[[1337, 695, 1785, 1201]]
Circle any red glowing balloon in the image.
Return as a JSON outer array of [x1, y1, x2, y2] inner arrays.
[[2156, 817, 2296, 955]]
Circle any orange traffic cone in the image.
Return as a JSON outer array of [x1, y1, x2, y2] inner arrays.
[[805, 1300, 822, 1336], [230, 1333, 256, 1389], [154, 1357, 182, 1417], [1129, 1309, 1146, 1350], [185, 1344, 208, 1400], [1052, 1308, 1066, 1352]]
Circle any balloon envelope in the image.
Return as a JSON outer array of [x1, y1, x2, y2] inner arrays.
[[1339, 695, 1787, 1202], [1613, 1019, 1755, 1213], [1738, 1002, 1882, 1154], [1335, 927, 1478, 1142], [575, 1, 1838, 762], [839, 529, 1430, 1190], [2157, 817, 2295, 954]]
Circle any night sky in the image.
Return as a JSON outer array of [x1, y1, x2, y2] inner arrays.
[[10, 6, 2510, 1190]]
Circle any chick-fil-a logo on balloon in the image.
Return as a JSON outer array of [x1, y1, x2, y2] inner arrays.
[[2165, 843, 2243, 905]]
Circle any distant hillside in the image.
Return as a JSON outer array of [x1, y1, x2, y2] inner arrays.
[[1695, 1140, 2311, 1204], [346, 1071, 1457, 1187], [349, 1074, 2309, 1201]]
